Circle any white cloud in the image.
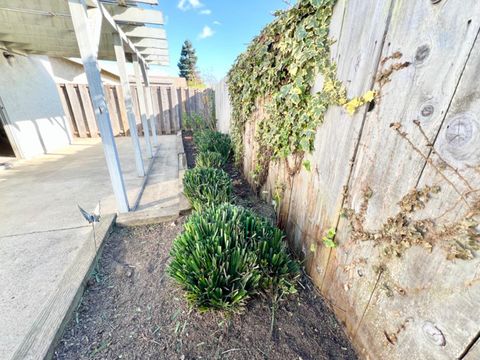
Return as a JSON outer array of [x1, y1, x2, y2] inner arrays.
[[198, 25, 214, 39], [213, 20, 221, 25], [178, 0, 203, 11], [200, 9, 212, 15]]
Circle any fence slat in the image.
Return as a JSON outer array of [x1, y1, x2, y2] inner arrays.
[[65, 84, 88, 138], [104, 85, 121, 135], [160, 86, 171, 134], [170, 86, 180, 132], [115, 85, 129, 135], [56, 84, 76, 137], [176, 87, 184, 129], [150, 86, 162, 134], [78, 84, 98, 137], [130, 85, 142, 136]]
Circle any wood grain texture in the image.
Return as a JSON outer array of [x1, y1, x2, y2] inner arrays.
[[160, 86, 171, 134], [356, 23, 480, 360], [170, 86, 180, 132], [56, 84, 76, 138], [104, 85, 121, 136], [114, 85, 129, 135], [215, 0, 480, 358], [150, 87, 163, 134], [78, 85, 98, 137], [65, 84, 87, 138]]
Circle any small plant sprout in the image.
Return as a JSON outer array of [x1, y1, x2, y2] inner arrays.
[[78, 202, 101, 250], [322, 227, 337, 248]]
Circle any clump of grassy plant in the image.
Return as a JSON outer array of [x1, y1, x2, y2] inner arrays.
[[194, 130, 231, 161], [183, 112, 216, 132], [196, 151, 224, 169], [183, 167, 232, 211], [168, 203, 300, 311]]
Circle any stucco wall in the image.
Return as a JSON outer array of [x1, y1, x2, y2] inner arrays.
[[49, 57, 120, 85], [0, 54, 72, 159]]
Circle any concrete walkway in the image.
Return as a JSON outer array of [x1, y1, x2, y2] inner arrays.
[[0, 135, 179, 359]]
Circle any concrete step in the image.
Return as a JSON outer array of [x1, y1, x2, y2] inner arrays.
[[117, 132, 191, 226]]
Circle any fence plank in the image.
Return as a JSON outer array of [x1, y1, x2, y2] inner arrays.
[[301, 0, 396, 333], [103, 85, 121, 136], [150, 86, 163, 134], [170, 86, 180, 131], [187, 88, 195, 115], [78, 84, 98, 137], [56, 84, 76, 137], [355, 30, 480, 360], [323, 1, 480, 359], [159, 86, 171, 134], [130, 85, 143, 136], [114, 85, 129, 135], [177, 87, 184, 128], [65, 84, 88, 138]]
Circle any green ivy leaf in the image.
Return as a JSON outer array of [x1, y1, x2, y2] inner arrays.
[[303, 160, 311, 172]]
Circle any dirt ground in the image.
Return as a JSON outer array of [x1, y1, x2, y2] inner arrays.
[[53, 132, 357, 360]]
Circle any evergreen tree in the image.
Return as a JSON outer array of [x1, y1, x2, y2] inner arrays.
[[178, 40, 198, 81]]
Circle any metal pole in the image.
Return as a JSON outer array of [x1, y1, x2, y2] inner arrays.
[[113, 34, 145, 177], [68, 0, 129, 213], [140, 60, 158, 146], [133, 55, 153, 158]]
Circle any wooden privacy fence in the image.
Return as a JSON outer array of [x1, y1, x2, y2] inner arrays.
[[57, 83, 213, 138], [216, 1, 480, 360]]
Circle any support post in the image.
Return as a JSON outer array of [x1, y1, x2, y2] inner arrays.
[[68, 0, 129, 213], [139, 60, 158, 146], [133, 55, 153, 158], [113, 34, 145, 177]]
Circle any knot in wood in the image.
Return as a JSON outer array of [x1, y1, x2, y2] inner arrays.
[[422, 321, 446, 346], [415, 44, 431, 64], [421, 104, 435, 117], [445, 116, 473, 147]]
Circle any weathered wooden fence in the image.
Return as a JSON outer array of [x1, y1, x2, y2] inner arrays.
[[216, 1, 480, 359], [213, 78, 231, 134], [57, 83, 213, 138]]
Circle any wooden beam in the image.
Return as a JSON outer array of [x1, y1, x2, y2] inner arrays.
[[121, 25, 166, 39], [68, 0, 129, 213], [99, 0, 158, 4], [133, 54, 153, 158], [140, 60, 158, 146], [131, 37, 168, 49], [107, 6, 164, 25], [143, 54, 169, 64], [98, 2, 147, 63], [139, 48, 168, 56], [113, 33, 145, 177]]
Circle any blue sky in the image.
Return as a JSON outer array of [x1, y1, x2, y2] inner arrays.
[[145, 0, 290, 82]]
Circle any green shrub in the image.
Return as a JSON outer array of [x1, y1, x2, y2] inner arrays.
[[168, 203, 300, 311], [196, 151, 224, 168], [183, 167, 232, 211], [194, 130, 231, 161]]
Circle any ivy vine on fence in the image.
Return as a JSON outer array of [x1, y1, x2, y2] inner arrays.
[[227, 0, 374, 187]]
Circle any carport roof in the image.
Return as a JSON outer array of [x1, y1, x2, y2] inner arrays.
[[0, 0, 169, 65]]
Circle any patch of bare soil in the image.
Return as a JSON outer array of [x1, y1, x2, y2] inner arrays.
[[53, 132, 357, 360]]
